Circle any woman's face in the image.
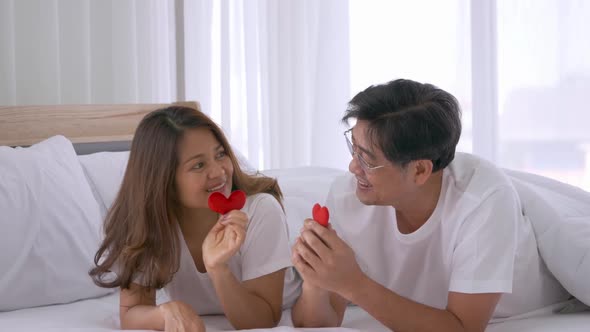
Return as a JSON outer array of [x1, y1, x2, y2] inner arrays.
[[174, 128, 234, 210]]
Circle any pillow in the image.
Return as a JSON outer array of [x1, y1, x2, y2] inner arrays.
[[78, 151, 129, 218], [507, 169, 590, 305], [0, 136, 112, 311], [261, 167, 346, 244]]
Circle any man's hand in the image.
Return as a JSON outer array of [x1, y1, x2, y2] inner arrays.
[[292, 219, 365, 298], [202, 210, 248, 272]]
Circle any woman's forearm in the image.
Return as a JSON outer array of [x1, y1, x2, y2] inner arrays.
[[120, 304, 165, 330], [208, 266, 278, 329]]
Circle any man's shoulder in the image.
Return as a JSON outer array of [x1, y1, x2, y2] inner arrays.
[[441, 153, 522, 227], [447, 152, 514, 197]]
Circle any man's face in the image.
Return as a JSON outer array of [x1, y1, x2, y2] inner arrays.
[[347, 120, 414, 207]]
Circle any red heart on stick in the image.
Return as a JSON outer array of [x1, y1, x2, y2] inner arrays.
[[208, 190, 246, 215], [312, 203, 330, 227]]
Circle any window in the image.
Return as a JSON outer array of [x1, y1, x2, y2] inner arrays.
[[349, 0, 590, 190], [349, 0, 473, 153], [497, 0, 590, 190]]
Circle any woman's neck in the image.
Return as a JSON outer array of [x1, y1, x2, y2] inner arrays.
[[178, 207, 219, 235]]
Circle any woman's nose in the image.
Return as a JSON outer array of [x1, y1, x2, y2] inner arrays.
[[208, 161, 226, 179]]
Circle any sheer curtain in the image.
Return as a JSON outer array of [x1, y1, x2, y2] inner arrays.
[[2, 0, 589, 187], [349, 0, 472, 153], [180, 0, 350, 170], [0, 0, 350, 171], [348, 0, 590, 191], [496, 0, 590, 190], [0, 0, 176, 105]]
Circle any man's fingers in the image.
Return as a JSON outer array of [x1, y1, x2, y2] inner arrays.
[[293, 252, 315, 277], [300, 230, 330, 259], [304, 219, 342, 249], [294, 239, 322, 267]]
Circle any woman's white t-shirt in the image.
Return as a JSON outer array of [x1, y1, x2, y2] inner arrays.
[[327, 153, 570, 319], [124, 193, 300, 315]]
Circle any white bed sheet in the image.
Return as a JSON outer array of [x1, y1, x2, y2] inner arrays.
[[0, 292, 588, 332]]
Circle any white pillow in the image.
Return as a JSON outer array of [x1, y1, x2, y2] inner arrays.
[[0, 136, 112, 311], [78, 151, 129, 218], [507, 169, 590, 305], [262, 167, 346, 244]]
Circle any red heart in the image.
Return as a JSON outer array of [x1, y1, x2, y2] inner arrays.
[[208, 190, 246, 215], [312, 203, 330, 227]]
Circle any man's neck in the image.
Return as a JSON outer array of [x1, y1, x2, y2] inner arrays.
[[394, 171, 443, 234]]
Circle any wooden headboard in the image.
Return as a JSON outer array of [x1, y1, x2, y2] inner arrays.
[[0, 101, 200, 147]]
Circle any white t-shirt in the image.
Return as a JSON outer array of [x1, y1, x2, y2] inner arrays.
[[123, 193, 301, 315], [327, 153, 570, 319]]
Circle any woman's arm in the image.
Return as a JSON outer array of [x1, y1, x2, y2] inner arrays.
[[120, 283, 204, 331], [202, 199, 291, 329], [119, 283, 163, 330], [208, 267, 285, 329]]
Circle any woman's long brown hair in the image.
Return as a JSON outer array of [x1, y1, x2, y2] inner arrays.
[[89, 105, 283, 290]]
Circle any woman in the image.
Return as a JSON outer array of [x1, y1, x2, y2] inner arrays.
[[89, 105, 298, 331]]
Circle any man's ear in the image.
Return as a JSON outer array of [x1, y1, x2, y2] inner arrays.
[[412, 159, 434, 185]]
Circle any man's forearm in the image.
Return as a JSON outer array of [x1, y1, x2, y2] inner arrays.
[[292, 283, 340, 327], [343, 275, 466, 332]]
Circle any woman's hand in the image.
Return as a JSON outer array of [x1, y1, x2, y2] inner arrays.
[[202, 210, 248, 272], [159, 301, 205, 332]]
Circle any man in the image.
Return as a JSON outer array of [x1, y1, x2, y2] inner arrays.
[[290, 79, 570, 331]]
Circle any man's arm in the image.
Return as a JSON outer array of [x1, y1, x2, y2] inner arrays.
[[291, 236, 349, 327], [345, 274, 501, 332], [294, 220, 502, 332]]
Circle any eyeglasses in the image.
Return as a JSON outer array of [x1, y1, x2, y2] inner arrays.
[[344, 129, 385, 173]]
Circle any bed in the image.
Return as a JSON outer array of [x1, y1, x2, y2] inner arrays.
[[0, 102, 588, 331]]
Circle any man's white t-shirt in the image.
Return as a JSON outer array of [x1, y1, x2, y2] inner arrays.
[[327, 152, 570, 319], [125, 193, 301, 315]]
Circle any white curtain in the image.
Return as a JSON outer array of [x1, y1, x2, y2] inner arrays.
[[2, 0, 589, 188], [0, 0, 176, 104], [348, 0, 590, 191], [496, 0, 590, 190], [180, 0, 350, 170], [0, 0, 350, 171]]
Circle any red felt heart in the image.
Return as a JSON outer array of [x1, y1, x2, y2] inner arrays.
[[312, 203, 330, 227], [208, 190, 246, 215]]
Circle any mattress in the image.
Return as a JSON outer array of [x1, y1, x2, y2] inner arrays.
[[0, 292, 588, 331]]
